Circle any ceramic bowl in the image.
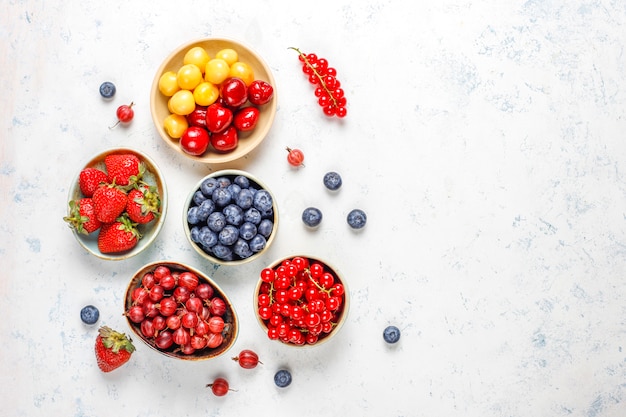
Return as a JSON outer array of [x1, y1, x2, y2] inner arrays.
[[124, 261, 239, 360], [65, 147, 167, 261], [183, 169, 278, 266], [150, 37, 277, 164], [253, 255, 349, 347]]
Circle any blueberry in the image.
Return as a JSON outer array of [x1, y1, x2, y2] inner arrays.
[[216, 176, 232, 188], [249, 234, 267, 252], [274, 369, 292, 388], [198, 226, 218, 249], [239, 222, 257, 240], [212, 187, 232, 207], [99, 81, 116, 99], [257, 219, 274, 238], [347, 209, 367, 229], [234, 175, 250, 189], [227, 183, 242, 200], [253, 189, 273, 217], [323, 171, 342, 190], [222, 204, 243, 226], [196, 199, 216, 222], [233, 238, 253, 258], [207, 211, 226, 233], [244, 207, 262, 225], [200, 177, 219, 197], [80, 305, 100, 325], [383, 325, 401, 344], [235, 188, 255, 210], [190, 226, 202, 243], [193, 190, 208, 206], [219, 225, 239, 246], [187, 206, 201, 225], [212, 244, 233, 260], [302, 207, 322, 227]]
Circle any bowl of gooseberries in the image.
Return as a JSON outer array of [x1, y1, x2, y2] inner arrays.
[[124, 261, 239, 360], [183, 169, 278, 266], [254, 255, 349, 347], [150, 37, 277, 164]]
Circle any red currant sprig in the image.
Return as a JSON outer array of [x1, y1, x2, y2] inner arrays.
[[289, 47, 347, 118]]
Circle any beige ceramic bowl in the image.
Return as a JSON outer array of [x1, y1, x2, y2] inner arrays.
[[124, 261, 239, 360], [183, 169, 278, 266], [150, 37, 277, 164], [253, 255, 349, 347], [65, 147, 167, 261]]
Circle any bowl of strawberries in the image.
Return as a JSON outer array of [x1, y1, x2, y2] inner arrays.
[[64, 147, 168, 260]]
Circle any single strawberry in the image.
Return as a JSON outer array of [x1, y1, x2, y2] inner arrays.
[[92, 183, 128, 223], [63, 198, 102, 234], [97, 215, 141, 254], [78, 167, 108, 197], [126, 184, 161, 224], [94, 326, 135, 372], [104, 153, 143, 187]]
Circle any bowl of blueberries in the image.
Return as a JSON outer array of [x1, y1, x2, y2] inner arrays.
[[183, 169, 278, 265]]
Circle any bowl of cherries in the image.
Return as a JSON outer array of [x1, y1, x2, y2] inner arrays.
[[253, 255, 349, 347], [150, 37, 277, 164], [124, 261, 239, 360]]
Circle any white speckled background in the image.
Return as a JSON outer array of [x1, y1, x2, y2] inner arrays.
[[2, 0, 625, 416]]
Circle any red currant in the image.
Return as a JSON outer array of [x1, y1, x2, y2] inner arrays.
[[286, 147, 305, 167]]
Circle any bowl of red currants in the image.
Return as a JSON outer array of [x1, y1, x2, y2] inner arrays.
[[150, 37, 277, 165], [254, 255, 350, 347], [124, 261, 239, 360], [63, 147, 168, 261], [183, 169, 278, 266]]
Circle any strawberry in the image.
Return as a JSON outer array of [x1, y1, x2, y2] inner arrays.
[[63, 198, 102, 234], [104, 153, 143, 187], [97, 215, 141, 253], [94, 326, 135, 372], [78, 167, 108, 197], [92, 183, 128, 223], [126, 184, 161, 224]]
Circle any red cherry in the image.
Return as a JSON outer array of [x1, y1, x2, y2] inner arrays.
[[219, 77, 248, 107], [205, 103, 233, 133], [233, 107, 259, 132], [186, 105, 208, 128], [180, 126, 210, 156], [247, 80, 274, 105], [210, 125, 238, 152]]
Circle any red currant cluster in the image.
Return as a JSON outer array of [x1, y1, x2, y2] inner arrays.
[[256, 256, 346, 345], [125, 265, 233, 356], [290, 47, 347, 118]]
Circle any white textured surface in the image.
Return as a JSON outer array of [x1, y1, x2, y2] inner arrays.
[[2, 1, 626, 416]]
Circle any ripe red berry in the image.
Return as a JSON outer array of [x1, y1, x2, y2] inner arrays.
[[110, 102, 135, 128], [207, 377, 233, 396], [286, 147, 304, 167], [232, 349, 262, 369]]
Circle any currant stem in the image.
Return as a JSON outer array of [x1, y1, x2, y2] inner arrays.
[[288, 47, 339, 108]]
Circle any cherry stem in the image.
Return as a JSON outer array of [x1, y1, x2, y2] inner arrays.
[[288, 47, 338, 108]]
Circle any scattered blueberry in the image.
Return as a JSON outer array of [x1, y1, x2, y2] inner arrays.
[[302, 207, 323, 227], [383, 325, 401, 344], [258, 219, 274, 238], [347, 209, 367, 229], [99, 81, 116, 99], [274, 369, 292, 388], [323, 171, 342, 191], [80, 305, 100, 325]]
